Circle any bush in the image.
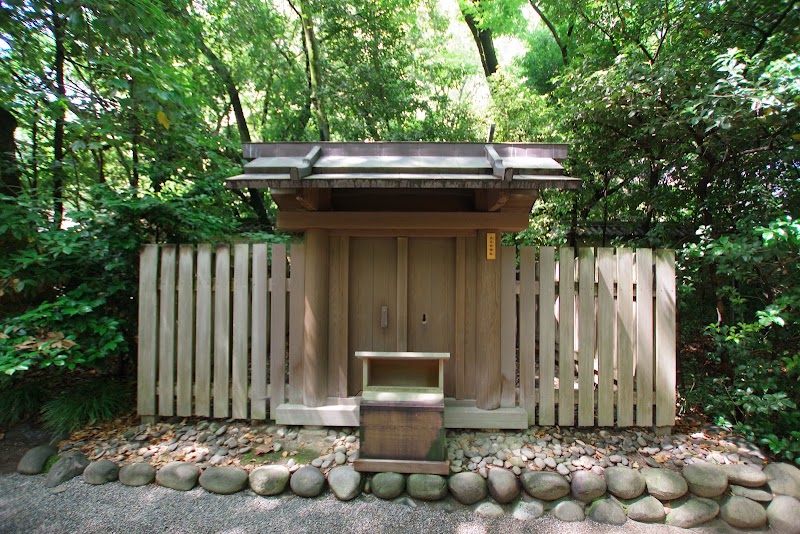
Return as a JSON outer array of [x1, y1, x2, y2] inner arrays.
[[680, 216, 800, 463], [40, 379, 133, 436], [0, 184, 238, 378], [0, 380, 49, 428]]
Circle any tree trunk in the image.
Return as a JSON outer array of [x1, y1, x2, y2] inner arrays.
[[0, 107, 21, 197], [294, 0, 330, 140], [461, 4, 499, 78], [51, 0, 67, 227], [194, 32, 251, 144], [528, 1, 570, 66], [190, 16, 271, 228]]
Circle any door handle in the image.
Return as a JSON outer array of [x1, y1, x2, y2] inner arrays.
[[380, 305, 388, 328]]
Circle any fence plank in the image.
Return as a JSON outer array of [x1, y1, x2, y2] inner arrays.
[[558, 247, 575, 426], [539, 247, 556, 425], [636, 249, 654, 426], [616, 248, 635, 427], [270, 244, 288, 417], [213, 245, 231, 418], [137, 245, 158, 416], [176, 246, 194, 417], [655, 249, 677, 427], [232, 244, 250, 420], [250, 244, 268, 419], [578, 248, 595, 426], [519, 247, 536, 424], [500, 246, 516, 408], [597, 248, 615, 427], [158, 246, 177, 416], [194, 245, 212, 417], [288, 244, 305, 404]]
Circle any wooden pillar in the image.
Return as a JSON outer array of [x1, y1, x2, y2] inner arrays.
[[303, 229, 329, 407], [475, 230, 501, 410]]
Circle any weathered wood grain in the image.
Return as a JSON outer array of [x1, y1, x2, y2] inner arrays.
[[578, 248, 596, 427], [270, 244, 288, 417], [616, 248, 635, 427], [137, 245, 158, 416], [213, 245, 231, 418], [500, 246, 517, 408], [597, 248, 615, 427], [636, 248, 654, 426], [558, 247, 575, 426], [194, 245, 212, 417], [250, 244, 268, 420], [158, 246, 177, 417], [303, 230, 329, 407], [176, 245, 194, 417], [476, 231, 502, 410], [288, 244, 305, 405], [519, 247, 536, 424], [655, 249, 676, 427], [232, 244, 250, 420], [539, 246, 556, 425]]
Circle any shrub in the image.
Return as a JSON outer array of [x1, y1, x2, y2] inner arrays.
[[40, 379, 134, 436]]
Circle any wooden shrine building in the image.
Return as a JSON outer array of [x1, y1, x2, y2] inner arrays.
[[226, 142, 581, 429]]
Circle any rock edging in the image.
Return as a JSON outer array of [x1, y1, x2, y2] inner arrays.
[[19, 446, 800, 532]]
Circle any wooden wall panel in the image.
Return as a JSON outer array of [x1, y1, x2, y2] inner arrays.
[[250, 244, 268, 419], [303, 231, 329, 407], [577, 248, 595, 426], [347, 238, 397, 395], [232, 244, 250, 420], [408, 238, 456, 396], [500, 246, 516, 408], [270, 244, 288, 415], [464, 237, 477, 399], [655, 250, 676, 427], [288, 244, 305, 404], [539, 247, 556, 425], [158, 246, 176, 417], [616, 248, 635, 427], [194, 245, 212, 417], [519, 247, 536, 424], [597, 248, 615, 427], [636, 248, 654, 426], [328, 237, 349, 398], [176, 246, 194, 417], [213, 245, 231, 418], [557, 247, 575, 426], [137, 245, 158, 416], [455, 238, 466, 399]]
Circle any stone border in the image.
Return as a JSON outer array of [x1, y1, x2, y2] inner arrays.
[[17, 446, 800, 532]]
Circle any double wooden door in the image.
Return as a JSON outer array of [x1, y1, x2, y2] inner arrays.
[[347, 237, 456, 396]]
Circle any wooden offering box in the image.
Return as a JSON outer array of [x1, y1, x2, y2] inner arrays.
[[354, 351, 450, 475]]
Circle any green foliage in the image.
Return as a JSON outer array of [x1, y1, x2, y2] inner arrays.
[[42, 454, 59, 474], [0, 186, 237, 377], [518, 28, 564, 94], [681, 217, 800, 463], [0, 381, 48, 428], [40, 379, 133, 436]]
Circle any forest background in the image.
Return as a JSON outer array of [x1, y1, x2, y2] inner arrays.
[[0, 0, 798, 463]]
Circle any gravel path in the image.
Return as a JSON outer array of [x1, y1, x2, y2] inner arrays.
[[1, 473, 727, 534]]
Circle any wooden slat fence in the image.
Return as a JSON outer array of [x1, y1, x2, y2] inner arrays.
[[138, 244, 675, 428], [512, 246, 676, 428], [137, 243, 303, 421]]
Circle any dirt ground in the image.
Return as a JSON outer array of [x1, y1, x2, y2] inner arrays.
[[0, 421, 53, 474]]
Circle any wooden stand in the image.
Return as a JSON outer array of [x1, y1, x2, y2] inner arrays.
[[353, 351, 449, 475]]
